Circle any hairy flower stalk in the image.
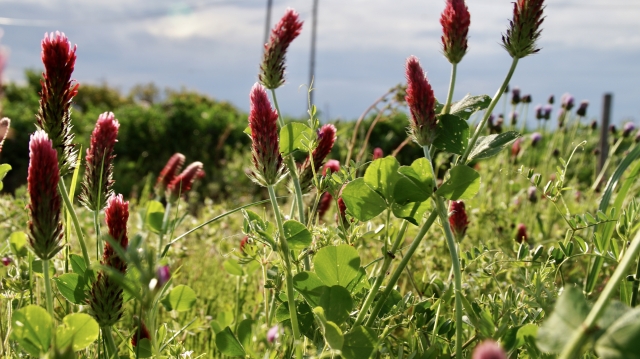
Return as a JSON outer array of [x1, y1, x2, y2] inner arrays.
[[259, 8, 303, 90], [502, 0, 545, 59], [155, 153, 185, 198], [0, 117, 9, 154], [248, 84, 286, 187], [37, 32, 79, 176], [299, 124, 337, 192], [79, 112, 119, 211], [405, 56, 437, 145]]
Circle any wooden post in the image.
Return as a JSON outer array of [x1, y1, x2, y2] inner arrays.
[[308, 0, 319, 106], [597, 93, 612, 176], [263, 0, 273, 46]]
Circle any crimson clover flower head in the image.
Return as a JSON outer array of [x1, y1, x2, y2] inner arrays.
[[79, 112, 119, 211], [37, 31, 79, 176], [27, 130, 64, 260], [373, 147, 384, 160], [336, 197, 349, 228], [511, 137, 522, 158], [515, 223, 528, 243], [299, 124, 337, 192], [0, 117, 9, 154], [104, 194, 129, 271], [576, 100, 589, 117], [405, 56, 437, 146], [448, 200, 469, 241], [167, 161, 204, 203], [155, 153, 186, 197], [131, 318, 151, 348], [259, 8, 303, 89], [472, 340, 507, 359], [317, 192, 333, 221], [502, 0, 545, 59], [440, 0, 471, 64], [323, 159, 340, 175], [248, 83, 286, 187]]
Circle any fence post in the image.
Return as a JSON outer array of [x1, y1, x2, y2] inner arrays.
[[597, 93, 612, 176]]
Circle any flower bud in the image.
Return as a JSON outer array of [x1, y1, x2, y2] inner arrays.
[[543, 105, 552, 120], [259, 9, 303, 89], [27, 130, 64, 260], [515, 223, 528, 243], [511, 87, 521, 105], [79, 112, 119, 211], [323, 159, 340, 175], [440, 0, 471, 64], [609, 124, 617, 136], [622, 122, 636, 138], [576, 100, 589, 117], [37, 32, 79, 176], [248, 83, 286, 187], [561, 93, 574, 111], [501, 0, 546, 59], [156, 265, 171, 287], [299, 124, 337, 192], [2, 257, 12, 266], [448, 201, 469, 241], [510, 111, 518, 126], [548, 95, 554, 104], [534, 105, 543, 120], [552, 148, 560, 157], [590, 120, 598, 130], [155, 153, 186, 198], [405, 56, 437, 146], [527, 186, 537, 203], [267, 324, 281, 343], [472, 340, 507, 359], [373, 147, 384, 160], [131, 317, 151, 347], [531, 132, 542, 147], [167, 162, 204, 203], [0, 118, 9, 154], [522, 94, 532, 104]]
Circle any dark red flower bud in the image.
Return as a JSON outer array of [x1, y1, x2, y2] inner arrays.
[[27, 130, 64, 260], [79, 112, 119, 211], [405, 56, 437, 146], [576, 100, 589, 117], [155, 153, 185, 198], [167, 162, 204, 203], [299, 124, 337, 192], [515, 223, 528, 243], [2, 257, 12, 266], [240, 235, 249, 254], [440, 0, 470, 64], [37, 32, 79, 176], [248, 83, 285, 187], [501, 0, 545, 59], [259, 8, 303, 89], [131, 317, 151, 347], [448, 200, 469, 241], [0, 118, 9, 154], [336, 197, 349, 228], [323, 159, 340, 175], [317, 192, 333, 221], [472, 340, 507, 359], [373, 147, 384, 160]]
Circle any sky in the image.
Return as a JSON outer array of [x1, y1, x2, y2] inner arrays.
[[1, 0, 639, 128]]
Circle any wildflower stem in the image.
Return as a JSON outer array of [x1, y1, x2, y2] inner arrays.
[[262, 262, 271, 325], [158, 202, 172, 256], [101, 326, 118, 358], [267, 184, 301, 339], [58, 179, 91, 268], [354, 217, 408, 327], [43, 259, 54, 317], [94, 210, 101, 261], [365, 210, 438, 326], [559, 229, 640, 359], [270, 89, 306, 225], [442, 63, 458, 115], [631, 254, 640, 307], [460, 58, 519, 165]]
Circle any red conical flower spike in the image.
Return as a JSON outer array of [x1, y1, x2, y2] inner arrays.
[[155, 153, 186, 198], [299, 124, 337, 192], [405, 56, 437, 146], [502, 0, 546, 59], [515, 223, 528, 243], [27, 130, 64, 260], [440, 0, 471, 64], [248, 83, 286, 187], [259, 8, 303, 90], [0, 118, 9, 154], [79, 112, 119, 211], [88, 194, 129, 327], [37, 32, 79, 176], [167, 161, 204, 203], [449, 200, 469, 241]]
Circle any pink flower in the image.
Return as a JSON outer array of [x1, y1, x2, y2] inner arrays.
[[2, 257, 12, 266], [267, 324, 281, 343], [502, 0, 546, 59], [248, 83, 285, 187], [156, 265, 171, 287], [511, 138, 522, 158], [37, 32, 79, 176], [155, 153, 186, 198], [167, 162, 204, 203], [323, 159, 340, 175], [448, 201, 469, 241], [440, 0, 471, 64], [259, 9, 303, 90], [27, 130, 64, 260], [373, 147, 384, 160], [299, 124, 337, 192], [472, 340, 507, 359], [515, 223, 528, 243], [405, 56, 437, 146], [0, 118, 9, 154], [79, 112, 119, 211]]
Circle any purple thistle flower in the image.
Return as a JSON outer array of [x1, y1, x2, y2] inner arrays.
[[156, 265, 171, 287], [522, 94, 532, 104], [531, 132, 542, 146], [561, 93, 574, 111], [543, 104, 552, 120], [510, 111, 518, 126], [622, 122, 636, 138], [259, 9, 303, 90], [576, 100, 589, 117], [502, 0, 546, 59], [440, 0, 471, 64], [511, 87, 521, 105], [548, 95, 554, 104], [405, 56, 437, 146], [534, 105, 543, 120]]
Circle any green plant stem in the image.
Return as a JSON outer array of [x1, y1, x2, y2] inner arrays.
[[460, 58, 519, 165], [43, 258, 54, 318], [441, 63, 457, 115], [559, 229, 640, 359], [262, 263, 271, 324], [58, 180, 91, 268], [366, 210, 438, 326], [267, 184, 301, 339], [353, 218, 408, 327], [158, 202, 172, 256], [101, 326, 118, 358], [94, 210, 101, 260], [270, 88, 306, 225]]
